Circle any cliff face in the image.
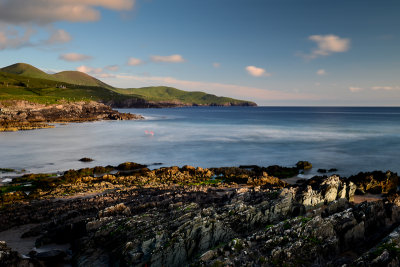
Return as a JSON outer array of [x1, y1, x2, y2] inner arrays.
[[0, 100, 143, 131]]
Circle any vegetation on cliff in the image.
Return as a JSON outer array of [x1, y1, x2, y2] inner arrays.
[[0, 63, 257, 107]]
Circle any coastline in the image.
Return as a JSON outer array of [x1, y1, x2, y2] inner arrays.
[[0, 100, 143, 132], [1, 161, 399, 266]]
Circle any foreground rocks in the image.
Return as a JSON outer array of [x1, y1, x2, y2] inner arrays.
[[0, 100, 143, 131], [1, 163, 400, 266]]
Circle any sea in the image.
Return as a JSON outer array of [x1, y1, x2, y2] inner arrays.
[[1, 106, 400, 179]]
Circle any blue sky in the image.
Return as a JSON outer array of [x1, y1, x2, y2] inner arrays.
[[0, 0, 399, 106]]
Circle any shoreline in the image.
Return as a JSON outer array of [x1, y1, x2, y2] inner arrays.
[[0, 100, 144, 132], [1, 161, 399, 266]]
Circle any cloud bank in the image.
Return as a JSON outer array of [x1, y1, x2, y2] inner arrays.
[[0, 0, 135, 24], [349, 86, 363, 93], [0, 0, 135, 50], [60, 53, 92, 62], [150, 54, 185, 63], [127, 57, 143, 66], [371, 86, 400, 91]]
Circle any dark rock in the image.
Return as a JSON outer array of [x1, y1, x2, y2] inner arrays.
[[318, 168, 327, 173], [117, 162, 147, 171], [79, 157, 93, 162], [296, 161, 313, 170], [348, 171, 399, 194], [0, 241, 39, 266], [34, 249, 67, 262]]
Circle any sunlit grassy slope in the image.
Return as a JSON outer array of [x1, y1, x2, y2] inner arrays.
[[115, 86, 254, 105], [0, 63, 256, 106]]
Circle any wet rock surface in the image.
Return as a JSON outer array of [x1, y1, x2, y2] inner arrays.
[[0, 100, 143, 131], [1, 163, 400, 266]]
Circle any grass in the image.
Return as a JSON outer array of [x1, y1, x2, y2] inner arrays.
[[0, 63, 256, 106], [372, 242, 400, 258], [1, 63, 112, 88], [0, 71, 136, 104], [115, 86, 255, 106]]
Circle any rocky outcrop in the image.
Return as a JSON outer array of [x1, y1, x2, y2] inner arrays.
[[348, 171, 399, 194], [0, 241, 39, 266], [1, 163, 400, 266], [0, 100, 143, 131]]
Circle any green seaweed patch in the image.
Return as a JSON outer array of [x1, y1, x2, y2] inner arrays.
[[265, 224, 275, 230], [0, 183, 36, 195], [372, 242, 400, 258], [298, 216, 312, 224], [12, 173, 57, 183]]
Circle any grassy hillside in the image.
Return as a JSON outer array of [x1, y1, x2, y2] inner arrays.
[[1, 63, 50, 80], [116, 86, 255, 105], [1, 63, 113, 88], [0, 71, 125, 104], [0, 63, 257, 106]]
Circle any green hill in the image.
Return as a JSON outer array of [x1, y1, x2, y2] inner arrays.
[[1, 63, 113, 88], [116, 86, 255, 106], [0, 63, 257, 107], [52, 71, 112, 88], [1, 63, 50, 80]]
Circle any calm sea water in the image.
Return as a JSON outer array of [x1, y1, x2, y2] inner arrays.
[[1, 106, 400, 178]]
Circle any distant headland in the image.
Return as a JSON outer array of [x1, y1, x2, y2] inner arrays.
[[0, 63, 257, 108]]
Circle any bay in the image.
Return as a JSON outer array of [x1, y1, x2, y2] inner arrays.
[[1, 106, 400, 178]]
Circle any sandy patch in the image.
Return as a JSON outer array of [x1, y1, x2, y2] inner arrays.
[[353, 193, 383, 204]]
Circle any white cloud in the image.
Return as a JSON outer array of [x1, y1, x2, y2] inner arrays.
[[46, 29, 71, 44], [150, 54, 185, 63], [349, 86, 363, 93], [245, 66, 271, 77], [371, 86, 400, 91], [303, 34, 350, 59], [213, 62, 221, 68], [76, 65, 103, 74], [59, 52, 91, 62], [127, 57, 143, 66], [0, 0, 135, 24], [0, 26, 35, 50], [105, 65, 119, 71], [316, 69, 326, 75], [0, 0, 135, 50]]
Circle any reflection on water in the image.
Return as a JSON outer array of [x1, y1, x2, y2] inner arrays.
[[1, 106, 400, 177]]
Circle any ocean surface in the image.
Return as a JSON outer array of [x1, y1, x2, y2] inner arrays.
[[1, 106, 400, 179]]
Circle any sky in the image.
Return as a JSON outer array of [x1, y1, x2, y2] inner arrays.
[[0, 0, 399, 106]]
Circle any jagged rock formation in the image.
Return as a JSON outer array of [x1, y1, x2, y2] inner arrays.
[[0, 100, 143, 131], [1, 164, 400, 266]]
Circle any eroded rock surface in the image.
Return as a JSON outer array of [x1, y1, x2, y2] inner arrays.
[[0, 100, 143, 131], [1, 164, 400, 266]]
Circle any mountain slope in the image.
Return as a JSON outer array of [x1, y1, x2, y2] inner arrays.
[[115, 86, 256, 106], [0, 63, 113, 88], [0, 63, 257, 107], [1, 63, 50, 80], [53, 71, 112, 88]]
